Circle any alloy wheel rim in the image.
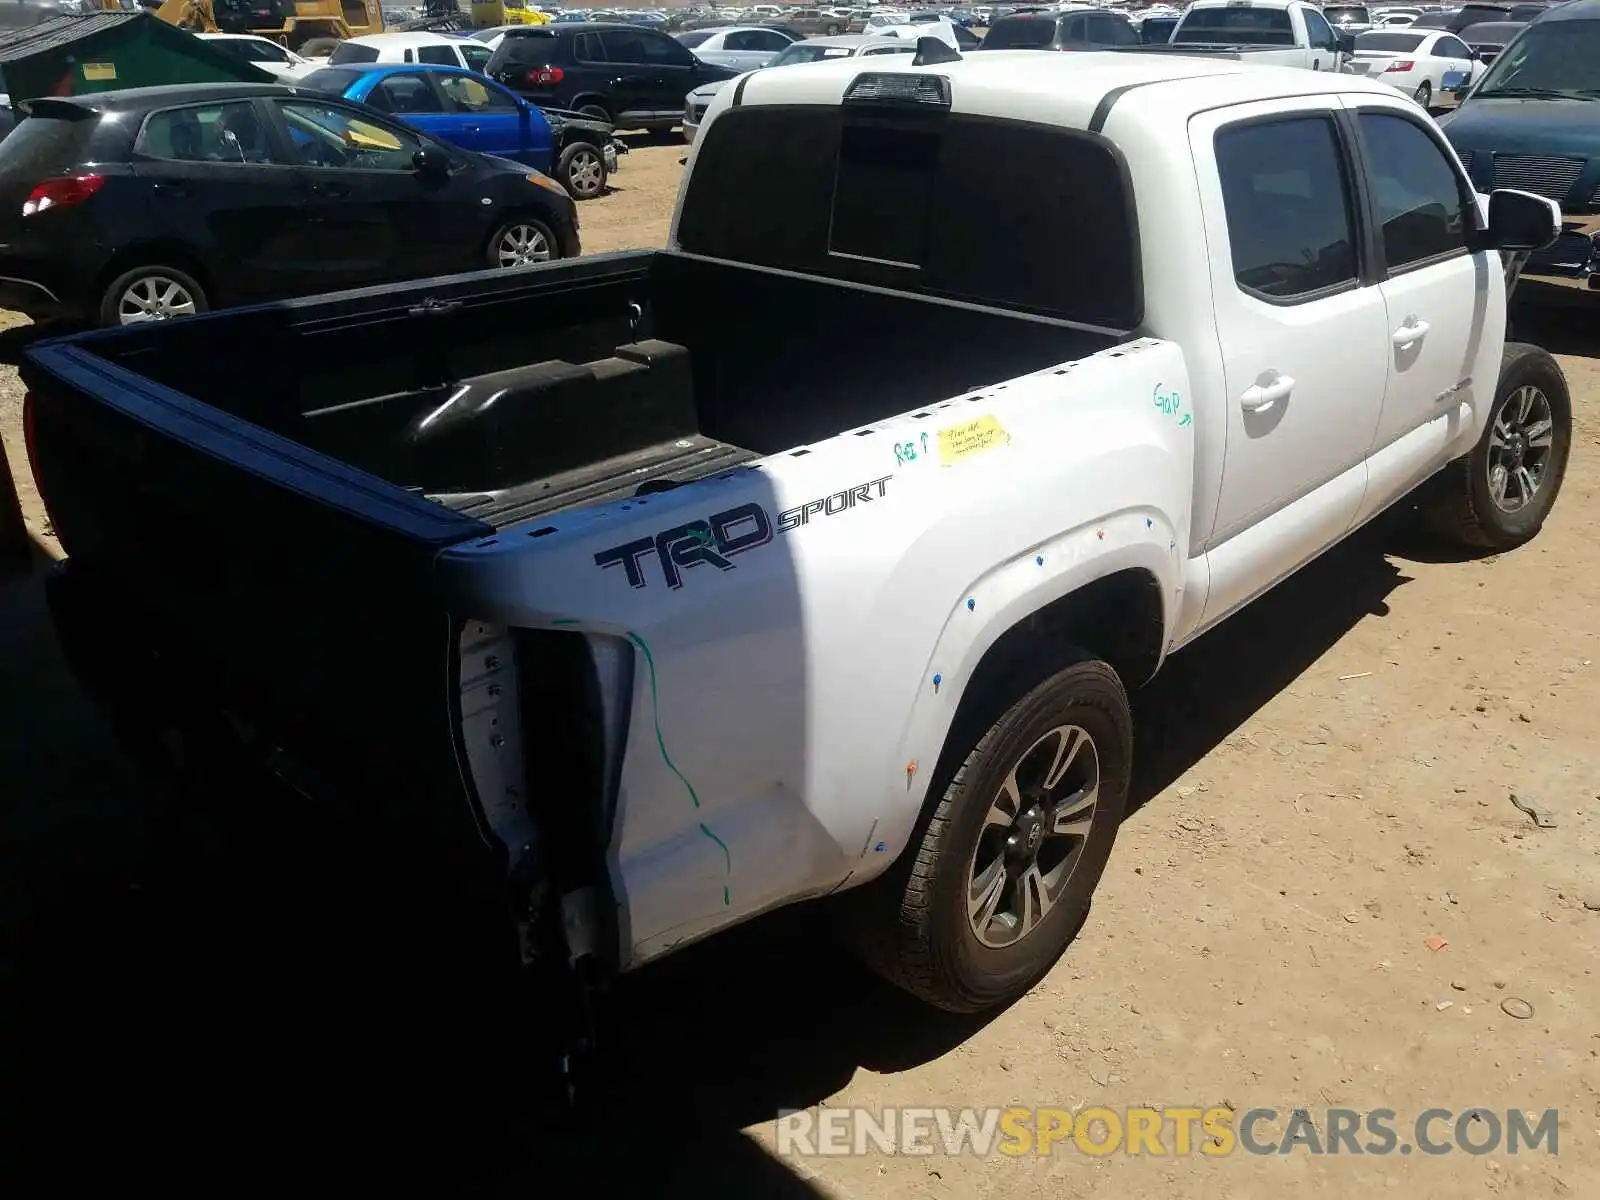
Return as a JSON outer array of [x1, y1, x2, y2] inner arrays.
[[119, 276, 197, 324], [1487, 384, 1554, 513], [967, 724, 1100, 950], [496, 224, 552, 268], [568, 149, 603, 195]]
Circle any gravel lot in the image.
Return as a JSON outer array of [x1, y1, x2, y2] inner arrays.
[[1, 140, 1596, 1198]]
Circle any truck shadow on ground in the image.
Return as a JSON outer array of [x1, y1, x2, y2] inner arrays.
[[0, 516, 1434, 1195]]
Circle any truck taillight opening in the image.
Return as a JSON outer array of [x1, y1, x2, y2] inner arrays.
[[1385, 59, 1415, 71], [22, 174, 105, 217], [525, 66, 564, 86]]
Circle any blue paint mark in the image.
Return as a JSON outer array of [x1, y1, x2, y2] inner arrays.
[[1035, 555, 1044, 566], [932, 673, 942, 693], [1178, 413, 1193, 428], [1145, 518, 1153, 529], [966, 598, 976, 612], [874, 841, 888, 853]]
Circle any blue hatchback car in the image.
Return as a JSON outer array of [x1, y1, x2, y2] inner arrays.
[[297, 63, 619, 200]]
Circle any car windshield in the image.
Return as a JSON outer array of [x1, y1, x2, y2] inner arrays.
[[1475, 19, 1600, 95], [1173, 7, 1295, 45], [771, 41, 858, 63], [1324, 6, 1370, 22], [1355, 30, 1424, 50]]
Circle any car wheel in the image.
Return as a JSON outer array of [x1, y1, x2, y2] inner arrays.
[[486, 215, 561, 269], [1414, 80, 1432, 106], [826, 22, 841, 33], [576, 103, 611, 124], [1427, 343, 1572, 550], [558, 141, 607, 200], [849, 648, 1131, 1013], [99, 265, 208, 328]]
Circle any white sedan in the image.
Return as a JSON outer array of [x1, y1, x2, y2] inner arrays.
[[1343, 28, 1486, 106]]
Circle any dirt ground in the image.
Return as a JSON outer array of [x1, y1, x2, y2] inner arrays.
[[1, 142, 1596, 1197]]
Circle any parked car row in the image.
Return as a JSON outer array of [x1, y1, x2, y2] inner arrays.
[[0, 82, 580, 327]]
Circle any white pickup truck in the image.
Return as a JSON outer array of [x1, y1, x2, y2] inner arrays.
[[24, 50, 1569, 1067], [1166, 0, 1347, 70]]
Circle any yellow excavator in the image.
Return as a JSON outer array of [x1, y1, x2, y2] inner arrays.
[[101, 0, 384, 53], [102, 0, 544, 53]]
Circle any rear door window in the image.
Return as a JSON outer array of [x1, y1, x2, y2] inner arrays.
[[367, 73, 443, 115], [1214, 115, 1358, 300], [137, 101, 278, 164]]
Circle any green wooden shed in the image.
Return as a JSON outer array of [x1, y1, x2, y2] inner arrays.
[[0, 12, 273, 103]]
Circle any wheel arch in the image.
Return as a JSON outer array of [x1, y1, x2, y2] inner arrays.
[[96, 245, 216, 314]]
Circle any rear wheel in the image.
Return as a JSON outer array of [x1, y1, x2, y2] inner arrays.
[[486, 216, 561, 269], [849, 650, 1132, 1012], [558, 141, 607, 200], [576, 103, 611, 124], [98, 265, 208, 328], [1414, 80, 1432, 106]]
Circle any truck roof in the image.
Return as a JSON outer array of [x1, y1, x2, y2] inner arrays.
[[731, 49, 1401, 135]]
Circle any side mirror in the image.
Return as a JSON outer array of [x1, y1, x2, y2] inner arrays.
[[1483, 188, 1561, 252], [413, 144, 451, 176]]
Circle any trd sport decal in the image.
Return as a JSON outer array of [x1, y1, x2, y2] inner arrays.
[[595, 475, 892, 590]]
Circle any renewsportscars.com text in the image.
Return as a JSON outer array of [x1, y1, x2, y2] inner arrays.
[[774, 1106, 1560, 1158]]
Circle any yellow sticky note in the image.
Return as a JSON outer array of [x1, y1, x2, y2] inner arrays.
[[82, 63, 117, 82], [937, 414, 1009, 466]]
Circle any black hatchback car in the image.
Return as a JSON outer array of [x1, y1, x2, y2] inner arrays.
[[485, 23, 742, 131], [0, 82, 580, 327]]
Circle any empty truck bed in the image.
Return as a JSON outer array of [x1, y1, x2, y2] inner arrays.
[[52, 250, 1122, 528]]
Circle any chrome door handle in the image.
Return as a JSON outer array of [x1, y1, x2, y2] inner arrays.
[[1241, 373, 1295, 412], [1392, 318, 1430, 348]]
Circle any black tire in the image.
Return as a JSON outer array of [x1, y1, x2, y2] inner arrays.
[[484, 214, 563, 270], [576, 102, 611, 124], [98, 264, 208, 328], [557, 140, 607, 200], [1427, 342, 1571, 550], [1414, 80, 1432, 106], [826, 22, 841, 34], [849, 650, 1132, 1012]]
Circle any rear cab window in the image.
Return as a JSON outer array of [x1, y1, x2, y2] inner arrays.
[[1355, 31, 1425, 50], [676, 98, 1140, 328], [980, 16, 1059, 48], [329, 41, 382, 64], [1174, 7, 1296, 45]]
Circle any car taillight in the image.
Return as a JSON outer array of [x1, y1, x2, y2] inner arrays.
[[524, 66, 564, 86], [21, 174, 105, 217], [1385, 59, 1415, 71]]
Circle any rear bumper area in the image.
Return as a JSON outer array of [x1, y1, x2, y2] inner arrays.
[[0, 268, 78, 320], [42, 560, 514, 921]]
